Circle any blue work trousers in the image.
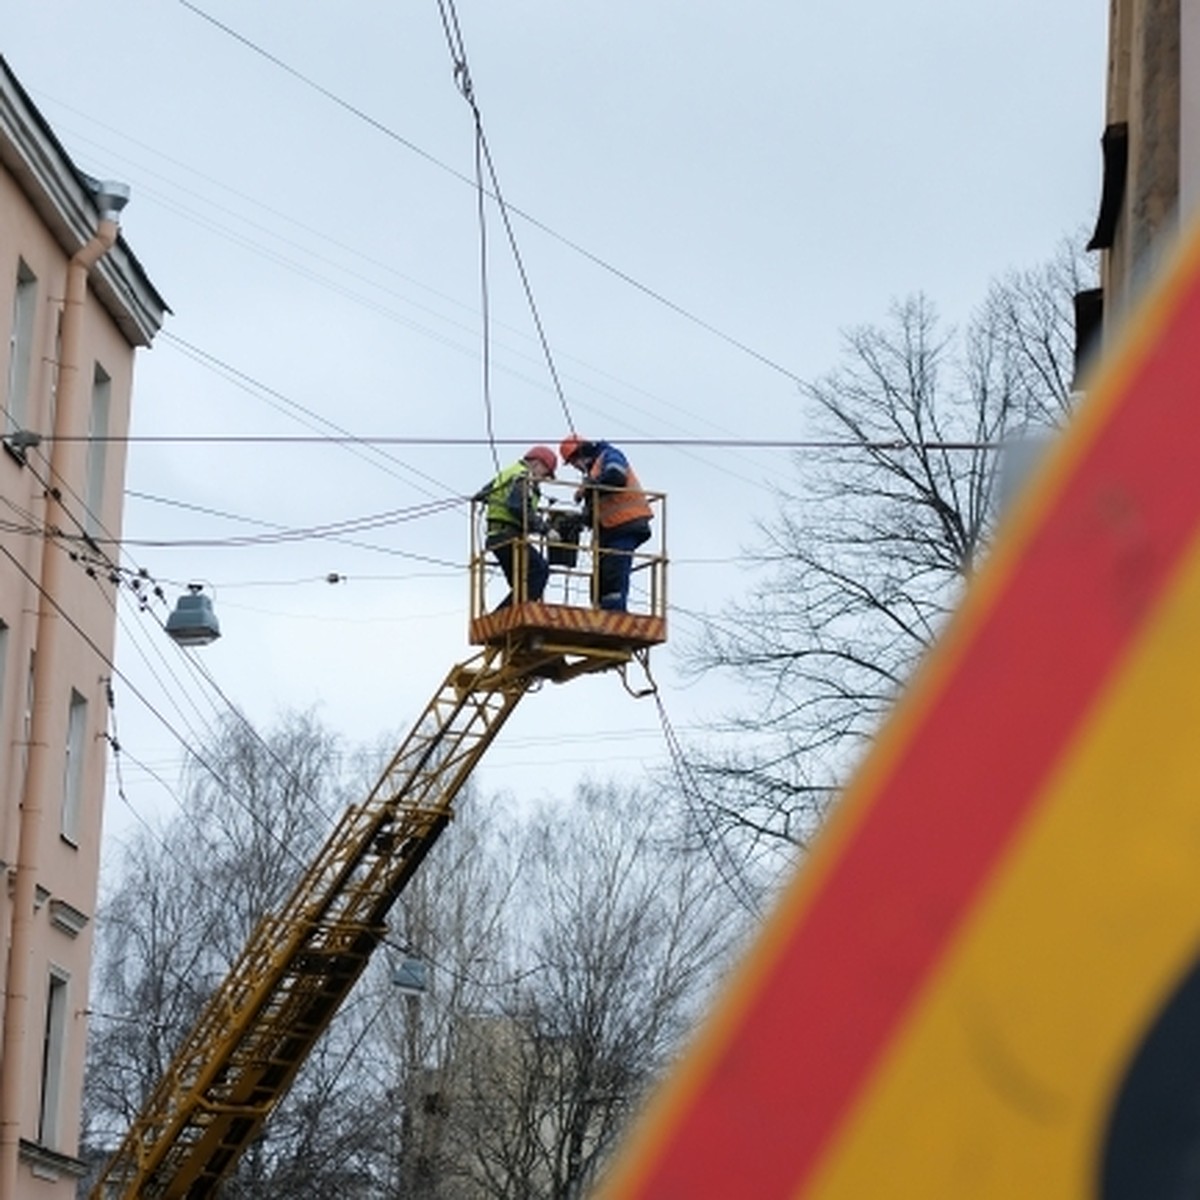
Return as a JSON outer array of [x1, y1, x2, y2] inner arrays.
[[488, 534, 549, 609], [595, 526, 650, 611]]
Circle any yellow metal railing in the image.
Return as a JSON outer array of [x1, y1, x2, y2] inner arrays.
[[469, 479, 667, 626]]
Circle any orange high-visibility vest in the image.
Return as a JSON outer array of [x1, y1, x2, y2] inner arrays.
[[590, 459, 652, 529]]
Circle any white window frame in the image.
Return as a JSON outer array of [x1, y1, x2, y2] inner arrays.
[[38, 967, 70, 1148], [5, 260, 38, 437], [60, 688, 87, 845], [19, 650, 34, 799], [84, 364, 111, 536]]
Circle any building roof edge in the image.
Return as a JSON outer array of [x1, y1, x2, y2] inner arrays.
[[0, 54, 170, 347]]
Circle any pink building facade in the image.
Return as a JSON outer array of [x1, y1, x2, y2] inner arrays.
[[0, 57, 165, 1196]]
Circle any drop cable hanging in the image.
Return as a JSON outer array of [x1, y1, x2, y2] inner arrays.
[[435, 0, 576, 447], [452, 11, 499, 475]]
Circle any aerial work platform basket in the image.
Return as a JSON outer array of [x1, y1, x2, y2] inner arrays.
[[468, 479, 667, 679]]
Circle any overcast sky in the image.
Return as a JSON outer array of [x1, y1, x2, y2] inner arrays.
[[5, 1, 1106, 852]]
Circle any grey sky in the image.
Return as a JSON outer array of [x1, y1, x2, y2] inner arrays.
[[5, 1, 1105, 845]]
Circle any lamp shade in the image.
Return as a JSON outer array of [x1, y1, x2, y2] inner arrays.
[[392, 956, 428, 996], [165, 587, 220, 647]]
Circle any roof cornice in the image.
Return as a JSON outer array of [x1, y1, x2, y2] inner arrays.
[[0, 55, 169, 347]]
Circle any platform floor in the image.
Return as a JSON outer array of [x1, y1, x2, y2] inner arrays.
[[469, 600, 667, 652]]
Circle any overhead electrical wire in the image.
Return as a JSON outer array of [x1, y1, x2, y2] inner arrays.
[[53, 433, 1007, 451], [113, 600, 224, 759], [142, 187, 789, 496], [46, 98, 774, 477], [16, 448, 347, 858], [48, 95, 790, 494], [91, 495, 464, 549], [100, 575, 345, 858], [635, 655, 763, 918], [162, 332, 452, 499], [29, 18, 853, 524], [200, 570, 456, 588], [123, 489, 463, 568], [103, 684, 203, 870], [40, 91, 787, 462], [102, 567, 346, 839], [0, 535, 242, 822], [10, 8, 947, 874], [435, 0, 576, 448], [21, 100, 806, 504], [2, 240, 773, 933], [438, 0, 499, 474], [173, 0, 805, 389]]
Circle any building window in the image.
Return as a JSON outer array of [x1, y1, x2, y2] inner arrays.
[[60, 689, 87, 845], [38, 969, 69, 1148], [19, 650, 34, 799], [84, 365, 111, 536], [4, 260, 38, 439]]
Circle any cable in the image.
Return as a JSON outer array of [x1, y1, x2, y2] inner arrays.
[[122, 488, 464, 567], [89, 495, 464, 549], [12, 451, 270, 845], [436, 0, 574, 457], [44, 93, 794, 492], [436, 0, 499, 474], [50, 102, 769, 468], [0, 537, 239, 818], [161, 332, 452, 499], [53, 433, 1009, 450], [29, 440, 360, 857], [637, 649, 762, 919], [475, 111, 499, 476], [2, 477, 339, 875], [103, 683, 198, 874], [40, 86, 802, 493], [120, 585, 345, 835], [655, 693, 763, 918], [172, 0, 803, 388]]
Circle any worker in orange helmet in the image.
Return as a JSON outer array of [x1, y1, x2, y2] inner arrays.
[[559, 435, 652, 611], [474, 445, 557, 609]]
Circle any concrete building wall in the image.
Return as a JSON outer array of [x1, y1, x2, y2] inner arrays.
[[1181, 0, 1200, 217], [1096, 0, 1186, 325], [0, 55, 165, 1197]]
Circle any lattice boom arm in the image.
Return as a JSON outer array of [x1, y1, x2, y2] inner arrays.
[[90, 647, 530, 1199]]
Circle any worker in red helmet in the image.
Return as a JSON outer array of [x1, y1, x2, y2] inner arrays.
[[559, 435, 652, 611], [474, 445, 557, 609]]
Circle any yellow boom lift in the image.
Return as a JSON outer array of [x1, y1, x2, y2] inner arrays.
[[90, 485, 667, 1199]]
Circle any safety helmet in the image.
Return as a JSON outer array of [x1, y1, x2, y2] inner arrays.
[[523, 444, 557, 478], [559, 434, 588, 466]]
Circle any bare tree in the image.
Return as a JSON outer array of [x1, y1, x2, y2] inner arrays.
[[433, 782, 742, 1200], [81, 710, 392, 1198], [85, 729, 743, 1198], [684, 238, 1095, 874], [371, 783, 528, 1197]]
